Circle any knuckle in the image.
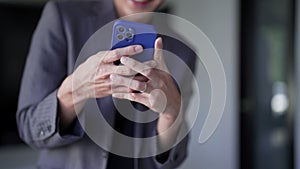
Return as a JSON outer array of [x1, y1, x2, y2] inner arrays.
[[143, 68, 154, 77], [148, 61, 157, 68], [104, 85, 111, 91], [112, 66, 119, 74], [130, 93, 136, 101], [112, 49, 120, 58], [127, 46, 135, 54], [97, 67, 106, 74]]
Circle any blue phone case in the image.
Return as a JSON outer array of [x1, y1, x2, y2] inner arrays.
[[111, 20, 157, 64]]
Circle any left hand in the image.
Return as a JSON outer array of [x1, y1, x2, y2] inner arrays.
[[111, 37, 181, 121]]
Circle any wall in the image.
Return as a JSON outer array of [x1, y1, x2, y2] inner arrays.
[[170, 0, 239, 169]]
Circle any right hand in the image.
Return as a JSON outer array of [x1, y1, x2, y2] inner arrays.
[[57, 45, 144, 131], [72, 45, 144, 104]]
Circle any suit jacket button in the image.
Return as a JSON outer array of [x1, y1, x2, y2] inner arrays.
[[39, 130, 45, 137]]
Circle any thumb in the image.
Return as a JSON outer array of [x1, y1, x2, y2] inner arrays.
[[154, 37, 169, 72], [154, 37, 163, 61]]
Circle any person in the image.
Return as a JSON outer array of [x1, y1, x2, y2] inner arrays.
[[17, 0, 196, 168]]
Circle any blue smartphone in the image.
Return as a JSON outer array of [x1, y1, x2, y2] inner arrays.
[[111, 20, 157, 65]]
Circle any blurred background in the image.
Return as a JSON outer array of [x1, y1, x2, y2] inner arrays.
[[0, 0, 299, 169]]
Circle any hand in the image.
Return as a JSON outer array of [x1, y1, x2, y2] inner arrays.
[[57, 45, 145, 132], [71, 45, 144, 103], [111, 37, 182, 121], [111, 37, 183, 149]]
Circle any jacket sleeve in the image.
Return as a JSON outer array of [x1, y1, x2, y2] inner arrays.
[[16, 1, 84, 149], [150, 83, 192, 168], [150, 129, 190, 169]]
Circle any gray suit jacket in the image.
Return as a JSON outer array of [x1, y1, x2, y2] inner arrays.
[[17, 0, 196, 168]]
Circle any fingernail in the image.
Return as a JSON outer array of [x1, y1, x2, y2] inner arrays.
[[120, 57, 127, 64], [158, 37, 163, 45], [135, 45, 143, 52], [110, 74, 116, 80]]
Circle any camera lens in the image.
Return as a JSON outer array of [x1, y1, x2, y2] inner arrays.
[[116, 34, 124, 40], [125, 32, 134, 39], [117, 26, 125, 33]]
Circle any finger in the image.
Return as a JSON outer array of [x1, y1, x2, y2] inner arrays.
[[113, 65, 138, 76], [120, 57, 154, 79], [94, 85, 133, 98], [111, 86, 133, 93], [97, 65, 138, 77], [93, 81, 111, 98], [133, 75, 148, 82], [93, 78, 134, 95], [102, 45, 143, 63], [110, 74, 150, 92], [112, 93, 150, 107], [153, 37, 169, 72]]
